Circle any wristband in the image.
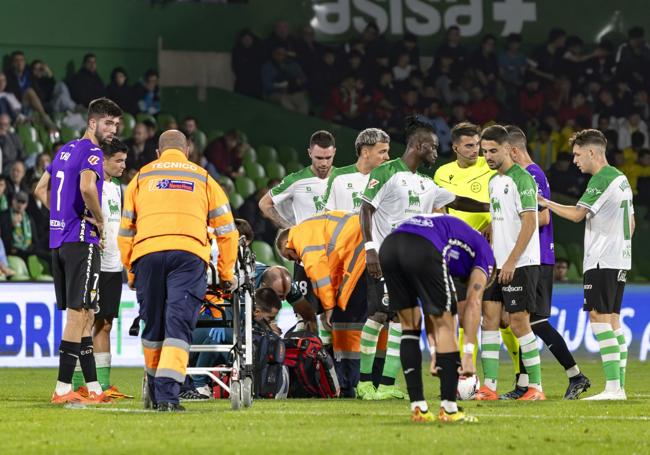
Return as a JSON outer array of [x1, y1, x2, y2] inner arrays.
[[365, 241, 379, 251], [463, 343, 475, 354]]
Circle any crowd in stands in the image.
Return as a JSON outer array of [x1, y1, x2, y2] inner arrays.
[[0, 23, 649, 280]]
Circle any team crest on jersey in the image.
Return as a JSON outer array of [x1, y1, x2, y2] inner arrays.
[[306, 186, 312, 192], [419, 180, 425, 191], [504, 184, 509, 194], [313, 195, 325, 211], [491, 197, 502, 212], [154, 179, 195, 191], [351, 192, 362, 208], [87, 155, 100, 166], [471, 182, 482, 193], [368, 179, 379, 189], [347, 183, 353, 189], [408, 190, 420, 207]]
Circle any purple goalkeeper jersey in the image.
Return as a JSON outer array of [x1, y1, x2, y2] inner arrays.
[[526, 163, 555, 265], [47, 139, 104, 249], [393, 214, 495, 280]]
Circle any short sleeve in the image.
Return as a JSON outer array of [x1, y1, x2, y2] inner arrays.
[[270, 176, 295, 205], [516, 173, 537, 212], [578, 174, 608, 214], [432, 186, 456, 209], [362, 166, 391, 208], [80, 145, 103, 177]]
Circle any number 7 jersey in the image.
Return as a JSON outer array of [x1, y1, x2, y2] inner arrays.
[[577, 165, 634, 272], [47, 138, 104, 249]]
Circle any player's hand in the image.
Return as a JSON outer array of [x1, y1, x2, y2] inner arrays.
[[499, 259, 516, 284], [84, 216, 104, 238], [537, 194, 548, 208], [480, 223, 492, 243], [429, 352, 439, 376], [366, 249, 382, 279], [128, 280, 136, 291], [459, 352, 476, 377], [320, 309, 333, 332]]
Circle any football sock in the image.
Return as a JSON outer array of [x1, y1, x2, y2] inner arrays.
[[519, 332, 542, 390], [517, 348, 529, 388], [480, 330, 500, 391], [533, 320, 578, 372], [318, 318, 332, 345], [359, 319, 383, 382], [95, 352, 112, 390], [400, 330, 424, 407], [566, 365, 581, 379], [79, 337, 98, 383], [379, 322, 402, 386], [458, 327, 479, 367], [500, 326, 520, 375], [72, 368, 85, 390], [591, 322, 621, 392], [614, 328, 627, 389], [57, 340, 80, 386], [437, 352, 460, 412]]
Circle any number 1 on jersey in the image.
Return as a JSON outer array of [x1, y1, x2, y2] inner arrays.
[[55, 170, 65, 211], [620, 199, 631, 240]]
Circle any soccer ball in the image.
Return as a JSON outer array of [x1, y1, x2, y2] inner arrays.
[[456, 374, 480, 400]]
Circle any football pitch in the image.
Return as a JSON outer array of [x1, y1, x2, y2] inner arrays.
[[1, 358, 649, 455]]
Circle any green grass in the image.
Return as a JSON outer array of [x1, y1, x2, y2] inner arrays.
[[1, 357, 649, 454]]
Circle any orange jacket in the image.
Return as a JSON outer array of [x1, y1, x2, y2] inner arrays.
[[118, 149, 238, 283], [286, 211, 366, 311]]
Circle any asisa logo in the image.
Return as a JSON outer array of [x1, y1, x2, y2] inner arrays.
[[87, 155, 101, 166]]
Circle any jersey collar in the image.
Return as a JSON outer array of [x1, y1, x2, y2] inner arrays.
[[160, 149, 188, 160]]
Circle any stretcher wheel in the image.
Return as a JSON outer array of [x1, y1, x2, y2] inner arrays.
[[230, 380, 242, 410], [142, 373, 153, 410], [242, 377, 253, 408]]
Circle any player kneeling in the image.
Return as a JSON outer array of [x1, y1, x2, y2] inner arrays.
[[379, 214, 495, 423]]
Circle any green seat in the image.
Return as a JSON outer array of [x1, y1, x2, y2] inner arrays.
[[216, 175, 235, 194], [567, 243, 583, 275], [121, 112, 136, 137], [27, 255, 53, 281], [243, 147, 257, 166], [277, 146, 298, 165], [257, 145, 278, 166], [193, 130, 207, 153], [265, 162, 286, 180], [566, 262, 581, 282], [7, 256, 30, 281], [251, 241, 275, 264], [285, 161, 304, 173], [255, 177, 269, 190], [208, 129, 224, 141], [60, 126, 79, 143], [35, 123, 53, 152], [25, 141, 44, 156], [235, 176, 256, 199], [244, 162, 265, 180], [156, 112, 176, 131], [235, 129, 249, 144], [229, 192, 245, 211], [136, 113, 157, 128], [17, 124, 38, 145]]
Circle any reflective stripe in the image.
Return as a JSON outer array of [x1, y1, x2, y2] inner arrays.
[[138, 170, 207, 182], [215, 222, 236, 235], [142, 339, 163, 349], [208, 204, 230, 219], [163, 337, 190, 352], [332, 350, 361, 360], [331, 322, 365, 330], [119, 227, 136, 237], [327, 213, 356, 254], [145, 367, 157, 376], [155, 367, 185, 382], [311, 276, 332, 290], [122, 210, 136, 221], [302, 244, 326, 254], [307, 213, 346, 223]]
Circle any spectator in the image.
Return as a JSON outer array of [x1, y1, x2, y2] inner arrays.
[[344, 50, 364, 79], [237, 178, 281, 244], [435, 25, 467, 81], [0, 114, 24, 174], [0, 72, 22, 121], [466, 86, 499, 126], [558, 35, 605, 84], [0, 190, 47, 264], [498, 33, 527, 87], [585, 40, 616, 85], [621, 148, 650, 195], [547, 152, 586, 198], [265, 20, 299, 58], [124, 122, 156, 171], [518, 76, 544, 120], [593, 88, 622, 127], [392, 52, 415, 83], [633, 89, 649, 121], [323, 76, 369, 128], [622, 131, 646, 165], [141, 118, 157, 140], [204, 129, 245, 179], [554, 258, 570, 282], [25, 152, 51, 187], [558, 91, 592, 127], [529, 124, 559, 170], [106, 67, 138, 114], [261, 45, 309, 114], [4, 51, 32, 100], [528, 28, 567, 82], [26, 179, 49, 255], [392, 33, 420, 68], [231, 29, 265, 98], [472, 34, 498, 90], [0, 228, 15, 278], [618, 111, 649, 150], [0, 176, 9, 211], [449, 101, 469, 126], [422, 98, 451, 155], [6, 160, 28, 203], [29, 60, 55, 111], [295, 25, 323, 87], [134, 69, 160, 115], [615, 26, 650, 88], [360, 22, 386, 63], [309, 49, 340, 107], [69, 53, 106, 107], [183, 116, 199, 140]]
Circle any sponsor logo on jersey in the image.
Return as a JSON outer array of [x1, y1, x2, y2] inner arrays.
[[584, 187, 602, 196], [491, 197, 501, 212], [619, 180, 631, 191], [60, 152, 71, 161], [520, 188, 536, 198], [108, 199, 120, 216], [368, 178, 379, 189], [155, 179, 195, 191], [50, 219, 65, 230], [87, 155, 100, 166], [402, 216, 434, 228], [408, 190, 420, 207], [583, 284, 593, 290], [313, 195, 325, 211], [351, 191, 362, 209], [502, 285, 523, 292]]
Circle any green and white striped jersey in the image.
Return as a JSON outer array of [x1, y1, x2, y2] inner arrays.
[[323, 164, 369, 212], [488, 164, 540, 268], [270, 166, 329, 224], [362, 158, 455, 245], [577, 166, 634, 272]]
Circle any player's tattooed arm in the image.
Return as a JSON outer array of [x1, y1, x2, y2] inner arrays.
[[259, 192, 292, 229], [447, 195, 490, 213], [472, 283, 483, 292]]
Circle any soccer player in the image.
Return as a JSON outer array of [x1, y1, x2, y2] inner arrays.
[[259, 130, 336, 336], [504, 125, 591, 400], [476, 125, 545, 401], [322, 128, 390, 212], [34, 97, 123, 404], [433, 122, 522, 378], [358, 116, 489, 400], [73, 138, 132, 398], [539, 129, 633, 400], [379, 213, 494, 422]]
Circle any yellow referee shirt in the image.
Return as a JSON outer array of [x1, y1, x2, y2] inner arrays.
[[433, 156, 494, 231]]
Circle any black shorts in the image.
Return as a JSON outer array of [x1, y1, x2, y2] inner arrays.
[[379, 232, 456, 317], [483, 265, 540, 314], [293, 262, 322, 314], [95, 271, 123, 320], [52, 242, 101, 311], [453, 277, 467, 302], [583, 268, 626, 314], [531, 264, 554, 320]]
